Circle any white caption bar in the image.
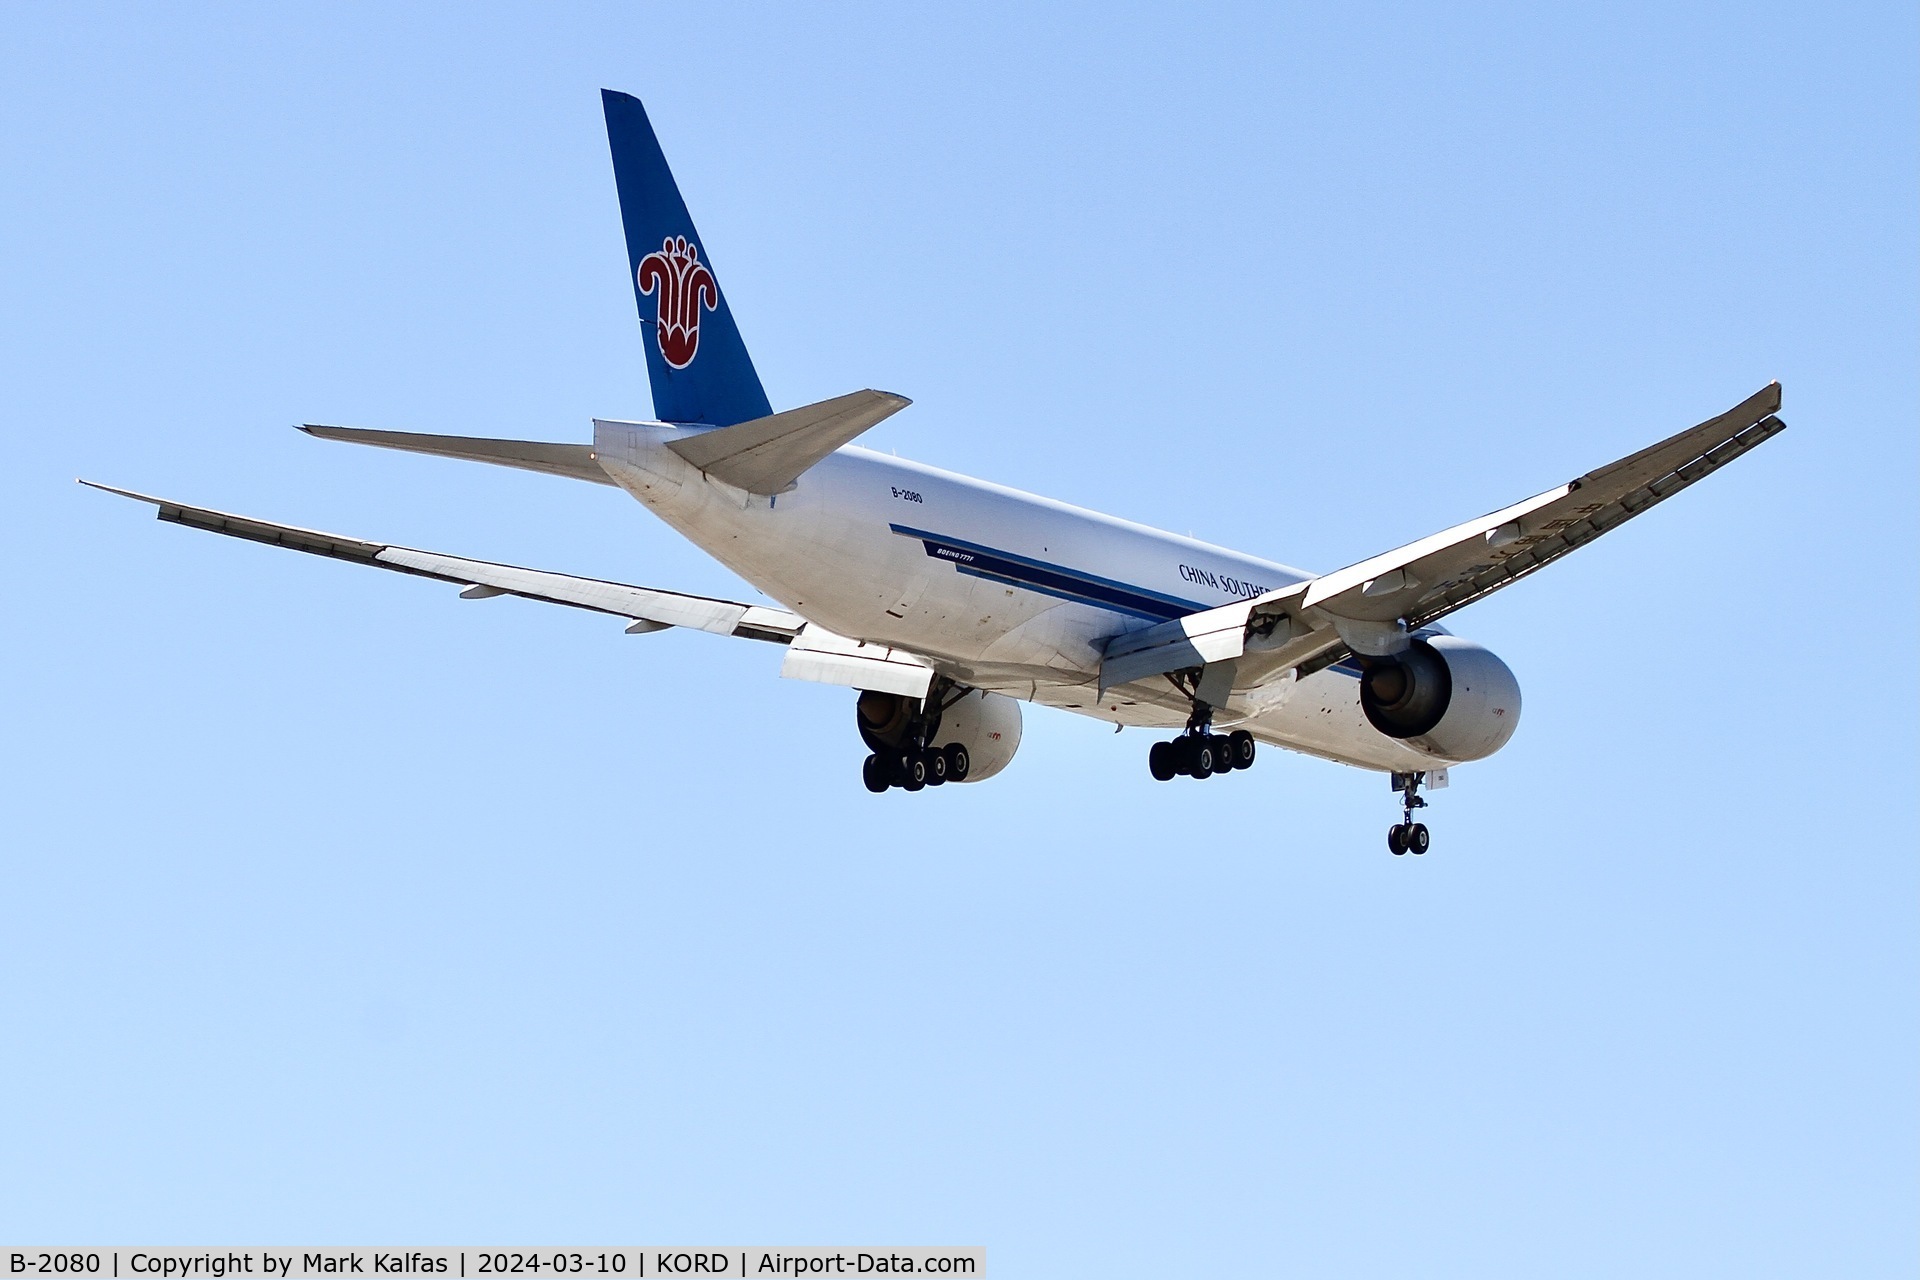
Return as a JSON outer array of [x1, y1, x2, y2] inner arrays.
[[4, 1251, 982, 1279]]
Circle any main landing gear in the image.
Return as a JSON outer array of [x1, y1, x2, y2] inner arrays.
[[1146, 702, 1257, 782], [863, 742, 971, 793], [1387, 770, 1432, 855]]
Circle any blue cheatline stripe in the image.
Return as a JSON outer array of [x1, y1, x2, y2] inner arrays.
[[889, 523, 1208, 621], [954, 565, 1177, 622], [887, 522, 1364, 676]]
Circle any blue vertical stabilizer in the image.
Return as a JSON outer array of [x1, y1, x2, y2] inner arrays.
[[602, 89, 773, 426]]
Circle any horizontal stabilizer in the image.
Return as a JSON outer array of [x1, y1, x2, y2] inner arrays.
[[78, 481, 801, 642], [299, 425, 615, 486], [667, 389, 910, 495]]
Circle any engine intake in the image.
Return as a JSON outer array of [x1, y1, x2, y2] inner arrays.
[[1360, 640, 1453, 738], [1358, 636, 1521, 762]]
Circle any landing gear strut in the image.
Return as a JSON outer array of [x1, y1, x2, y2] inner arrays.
[[1387, 771, 1432, 855], [1146, 700, 1257, 783]]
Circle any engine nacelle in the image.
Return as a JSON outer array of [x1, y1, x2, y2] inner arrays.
[[1358, 635, 1522, 762], [855, 687, 1023, 782]]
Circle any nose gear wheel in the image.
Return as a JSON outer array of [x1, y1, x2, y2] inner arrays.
[[1387, 771, 1435, 854]]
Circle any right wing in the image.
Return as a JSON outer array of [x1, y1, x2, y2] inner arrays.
[[79, 481, 802, 643], [1102, 383, 1786, 693], [1293, 381, 1786, 636]]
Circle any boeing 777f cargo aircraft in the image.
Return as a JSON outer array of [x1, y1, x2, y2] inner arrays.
[[87, 90, 1786, 853]]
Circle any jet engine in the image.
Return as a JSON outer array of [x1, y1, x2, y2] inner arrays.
[[1358, 635, 1522, 762], [856, 687, 1023, 783]]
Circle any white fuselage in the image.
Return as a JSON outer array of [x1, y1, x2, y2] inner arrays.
[[594, 418, 1459, 773]]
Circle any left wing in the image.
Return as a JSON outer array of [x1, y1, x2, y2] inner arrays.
[[80, 481, 803, 643]]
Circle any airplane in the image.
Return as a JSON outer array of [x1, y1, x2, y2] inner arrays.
[[85, 89, 1787, 855]]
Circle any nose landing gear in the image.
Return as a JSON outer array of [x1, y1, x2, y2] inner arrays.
[[1387, 770, 1436, 854], [1145, 701, 1257, 782]]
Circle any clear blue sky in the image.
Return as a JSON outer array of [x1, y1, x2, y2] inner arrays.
[[2, 3, 1914, 1275]]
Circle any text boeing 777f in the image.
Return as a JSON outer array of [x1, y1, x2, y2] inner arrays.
[[86, 90, 1787, 853]]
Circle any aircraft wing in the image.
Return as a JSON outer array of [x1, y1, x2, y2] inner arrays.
[[1101, 384, 1787, 692], [1297, 381, 1785, 631], [79, 481, 803, 643]]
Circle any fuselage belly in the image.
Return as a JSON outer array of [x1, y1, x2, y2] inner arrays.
[[595, 420, 1446, 774]]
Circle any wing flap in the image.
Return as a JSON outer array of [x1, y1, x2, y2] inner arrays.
[[80, 481, 802, 643], [1097, 583, 1307, 693], [779, 623, 935, 697]]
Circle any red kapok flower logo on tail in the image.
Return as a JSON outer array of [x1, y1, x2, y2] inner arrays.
[[637, 235, 718, 369]]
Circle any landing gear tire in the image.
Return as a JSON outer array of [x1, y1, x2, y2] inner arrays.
[[863, 743, 967, 793], [1388, 771, 1436, 853], [1148, 740, 1177, 782], [1229, 730, 1256, 769], [1152, 729, 1255, 780]]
